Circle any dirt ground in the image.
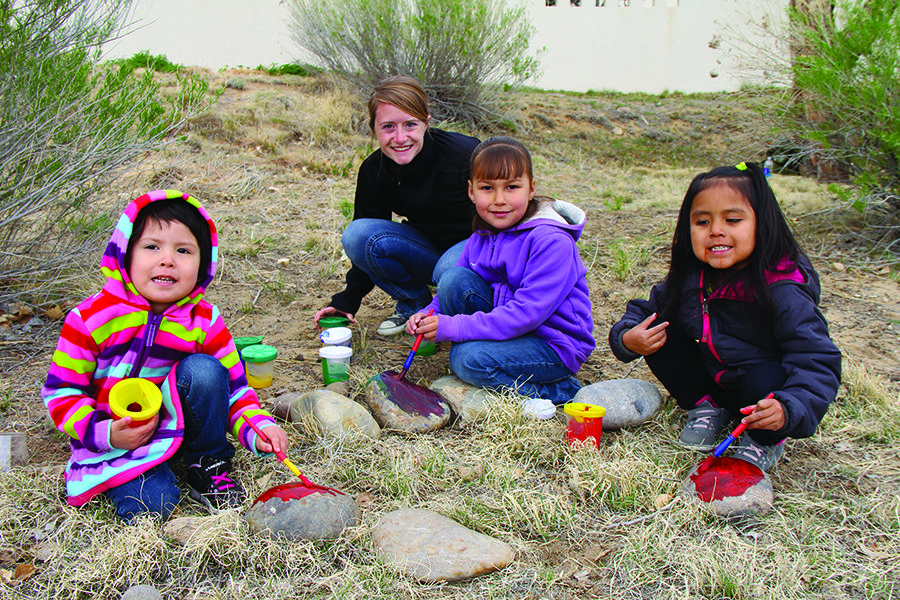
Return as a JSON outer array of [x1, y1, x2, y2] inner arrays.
[[2, 68, 899, 471]]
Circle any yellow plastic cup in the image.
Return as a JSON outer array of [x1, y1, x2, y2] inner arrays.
[[109, 379, 162, 426]]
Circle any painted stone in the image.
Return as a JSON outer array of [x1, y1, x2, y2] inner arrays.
[[572, 379, 662, 430], [680, 456, 774, 517], [372, 508, 514, 582], [365, 371, 451, 433], [274, 390, 380, 438], [429, 376, 493, 425], [244, 483, 360, 541]]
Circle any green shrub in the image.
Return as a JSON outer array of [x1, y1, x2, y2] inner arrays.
[[285, 0, 540, 125], [0, 0, 211, 304]]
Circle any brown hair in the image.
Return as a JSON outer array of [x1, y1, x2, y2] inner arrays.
[[470, 136, 543, 232], [367, 75, 430, 132]]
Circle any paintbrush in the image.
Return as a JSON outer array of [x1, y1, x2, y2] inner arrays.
[[397, 309, 433, 380], [712, 392, 775, 457]]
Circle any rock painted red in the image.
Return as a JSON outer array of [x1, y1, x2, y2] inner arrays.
[[253, 482, 325, 504], [689, 456, 765, 502]]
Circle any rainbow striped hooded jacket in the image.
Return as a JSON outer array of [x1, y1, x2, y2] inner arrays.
[[42, 190, 276, 506]]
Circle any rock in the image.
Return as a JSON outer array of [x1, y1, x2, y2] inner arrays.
[[372, 508, 514, 583], [0, 432, 27, 471], [278, 390, 380, 438], [121, 584, 162, 600], [325, 380, 349, 397], [429, 376, 493, 425], [162, 513, 241, 545], [245, 483, 360, 541], [572, 379, 662, 430], [680, 456, 774, 517], [365, 371, 451, 433]]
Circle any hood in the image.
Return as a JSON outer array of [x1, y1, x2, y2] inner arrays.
[[514, 199, 586, 241], [100, 189, 218, 307]]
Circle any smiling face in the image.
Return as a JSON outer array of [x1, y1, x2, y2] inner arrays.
[[469, 173, 536, 231], [128, 219, 201, 314], [690, 182, 757, 272], [373, 102, 429, 165]]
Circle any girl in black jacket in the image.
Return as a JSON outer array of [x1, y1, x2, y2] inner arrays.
[[609, 162, 841, 472]]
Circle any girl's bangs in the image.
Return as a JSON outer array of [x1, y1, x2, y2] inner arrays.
[[473, 148, 528, 181]]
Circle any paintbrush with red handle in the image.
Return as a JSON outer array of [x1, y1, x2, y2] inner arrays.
[[397, 309, 433, 380], [712, 393, 775, 457]]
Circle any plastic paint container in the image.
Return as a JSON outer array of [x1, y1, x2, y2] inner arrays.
[[241, 344, 278, 389], [109, 378, 163, 426], [563, 402, 606, 448], [319, 346, 352, 384], [320, 326, 352, 347], [318, 316, 350, 329], [234, 335, 264, 352]]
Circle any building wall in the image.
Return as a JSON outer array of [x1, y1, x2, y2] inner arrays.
[[102, 0, 788, 93]]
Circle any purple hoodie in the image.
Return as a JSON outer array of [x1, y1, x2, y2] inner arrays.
[[426, 200, 595, 373]]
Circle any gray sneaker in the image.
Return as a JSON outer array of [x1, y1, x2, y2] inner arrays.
[[376, 312, 410, 336], [732, 435, 784, 472], [677, 400, 729, 452]]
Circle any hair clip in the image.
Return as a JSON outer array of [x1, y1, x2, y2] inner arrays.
[[735, 162, 748, 170]]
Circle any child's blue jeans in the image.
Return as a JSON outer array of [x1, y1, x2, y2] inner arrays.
[[104, 353, 235, 522], [438, 266, 581, 404], [342, 218, 465, 316]]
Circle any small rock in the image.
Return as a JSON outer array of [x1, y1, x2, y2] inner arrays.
[[281, 390, 380, 438], [365, 371, 451, 433], [429, 376, 493, 424], [572, 379, 662, 430], [325, 380, 349, 396], [121, 584, 162, 600], [832, 261, 846, 272], [162, 513, 240, 545], [245, 484, 360, 541], [372, 508, 514, 582], [680, 457, 774, 517]]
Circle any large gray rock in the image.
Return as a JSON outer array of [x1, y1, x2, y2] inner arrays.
[[372, 508, 514, 582], [680, 456, 774, 517], [429, 376, 493, 425], [273, 390, 380, 438], [572, 379, 662, 430], [121, 585, 162, 600], [245, 483, 360, 541], [365, 371, 451, 433]]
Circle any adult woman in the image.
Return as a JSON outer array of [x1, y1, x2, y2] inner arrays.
[[314, 76, 480, 335]]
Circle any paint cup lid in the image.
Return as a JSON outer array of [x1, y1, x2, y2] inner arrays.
[[563, 402, 606, 421], [108, 378, 162, 421], [241, 344, 278, 363], [234, 335, 264, 351], [318, 315, 350, 329], [319, 346, 352, 359], [320, 327, 352, 346]]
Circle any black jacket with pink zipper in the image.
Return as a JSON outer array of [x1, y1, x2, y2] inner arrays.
[[609, 256, 841, 440]]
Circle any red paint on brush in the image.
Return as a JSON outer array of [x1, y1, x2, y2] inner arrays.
[[690, 456, 764, 502], [253, 482, 323, 504], [376, 370, 446, 416]]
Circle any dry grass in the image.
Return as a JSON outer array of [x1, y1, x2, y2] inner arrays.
[[1, 69, 899, 599]]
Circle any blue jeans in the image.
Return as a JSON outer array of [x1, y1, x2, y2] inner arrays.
[[342, 218, 466, 316], [105, 353, 235, 522], [439, 267, 581, 404]]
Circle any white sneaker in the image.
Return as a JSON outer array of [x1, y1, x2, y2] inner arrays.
[[522, 397, 557, 420]]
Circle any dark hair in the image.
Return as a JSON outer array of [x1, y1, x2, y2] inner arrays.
[[367, 75, 430, 132], [656, 161, 807, 321], [469, 136, 544, 232], [125, 198, 212, 284]]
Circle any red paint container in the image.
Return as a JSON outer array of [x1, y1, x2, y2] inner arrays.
[[563, 402, 605, 448]]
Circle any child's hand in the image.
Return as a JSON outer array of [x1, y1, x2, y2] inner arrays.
[[740, 396, 786, 431], [109, 414, 159, 450], [255, 424, 289, 455], [621, 313, 668, 356], [405, 311, 439, 341], [314, 306, 354, 329]]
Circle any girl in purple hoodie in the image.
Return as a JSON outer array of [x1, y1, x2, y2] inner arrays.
[[405, 137, 595, 406]]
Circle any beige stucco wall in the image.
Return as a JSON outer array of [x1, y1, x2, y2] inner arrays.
[[102, 0, 788, 93]]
